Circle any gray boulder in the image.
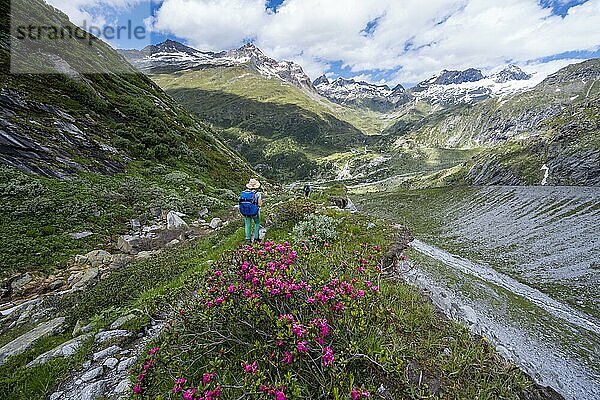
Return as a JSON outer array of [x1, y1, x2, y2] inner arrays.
[[94, 330, 131, 344], [92, 345, 121, 362], [79, 379, 108, 400], [70, 231, 93, 240], [167, 211, 188, 230], [114, 378, 130, 394], [103, 357, 119, 369], [117, 356, 137, 372], [10, 273, 32, 293], [209, 218, 223, 229], [81, 366, 104, 382]]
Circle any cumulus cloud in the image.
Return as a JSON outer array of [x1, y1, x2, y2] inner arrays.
[[51, 0, 600, 85], [46, 0, 146, 27], [151, 0, 268, 51]]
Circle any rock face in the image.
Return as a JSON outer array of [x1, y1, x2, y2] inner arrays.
[[94, 330, 132, 344], [0, 317, 65, 365], [491, 65, 531, 83], [409, 65, 535, 106]]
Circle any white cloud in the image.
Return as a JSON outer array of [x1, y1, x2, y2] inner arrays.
[[46, 0, 146, 27], [151, 0, 268, 51], [50, 0, 600, 85]]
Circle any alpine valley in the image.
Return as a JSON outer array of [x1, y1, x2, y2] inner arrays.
[[1, 1, 599, 400], [120, 39, 600, 186]]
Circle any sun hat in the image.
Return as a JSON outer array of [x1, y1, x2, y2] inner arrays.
[[246, 178, 261, 189]]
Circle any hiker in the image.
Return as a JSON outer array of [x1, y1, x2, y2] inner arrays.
[[239, 178, 263, 244], [303, 183, 311, 198]]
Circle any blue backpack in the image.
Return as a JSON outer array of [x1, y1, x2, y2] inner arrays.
[[239, 190, 259, 217]]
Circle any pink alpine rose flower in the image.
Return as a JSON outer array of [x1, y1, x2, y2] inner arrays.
[[322, 346, 334, 366]]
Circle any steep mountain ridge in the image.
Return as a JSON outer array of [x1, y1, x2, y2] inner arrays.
[[120, 39, 599, 186], [121, 41, 314, 91], [0, 0, 255, 276], [313, 75, 411, 111], [150, 66, 372, 181]]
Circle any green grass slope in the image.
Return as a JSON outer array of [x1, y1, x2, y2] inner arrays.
[[0, 0, 255, 278], [151, 67, 391, 181]]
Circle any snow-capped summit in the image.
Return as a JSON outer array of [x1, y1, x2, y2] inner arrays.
[[410, 65, 535, 106], [413, 68, 484, 92], [490, 65, 532, 83], [142, 39, 210, 56], [120, 40, 314, 90], [313, 76, 411, 111], [223, 43, 268, 63]]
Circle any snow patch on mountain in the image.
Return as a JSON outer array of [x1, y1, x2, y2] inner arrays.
[[410, 65, 541, 106], [313, 76, 410, 111]]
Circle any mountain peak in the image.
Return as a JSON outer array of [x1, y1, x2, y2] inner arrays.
[[140, 39, 208, 57], [434, 68, 484, 85], [313, 76, 410, 111], [493, 64, 531, 83], [313, 75, 330, 86]]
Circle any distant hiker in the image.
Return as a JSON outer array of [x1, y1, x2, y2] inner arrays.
[[303, 183, 311, 198], [239, 178, 263, 244]]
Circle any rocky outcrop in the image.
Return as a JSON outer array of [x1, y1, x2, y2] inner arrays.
[[27, 333, 93, 367], [313, 76, 411, 111], [50, 319, 166, 400], [0, 317, 65, 365]]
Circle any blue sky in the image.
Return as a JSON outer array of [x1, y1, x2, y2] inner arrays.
[[49, 0, 600, 86]]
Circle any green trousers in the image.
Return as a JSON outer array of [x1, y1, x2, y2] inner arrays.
[[244, 212, 261, 241]]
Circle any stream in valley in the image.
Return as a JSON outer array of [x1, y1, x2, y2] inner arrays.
[[354, 186, 600, 400]]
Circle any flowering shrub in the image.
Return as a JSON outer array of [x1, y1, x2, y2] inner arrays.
[[268, 199, 317, 225], [135, 239, 392, 399], [292, 214, 338, 244]]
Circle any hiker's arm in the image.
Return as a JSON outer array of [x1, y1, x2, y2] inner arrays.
[[258, 194, 263, 207]]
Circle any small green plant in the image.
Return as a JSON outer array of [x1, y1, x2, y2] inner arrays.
[[293, 214, 338, 244]]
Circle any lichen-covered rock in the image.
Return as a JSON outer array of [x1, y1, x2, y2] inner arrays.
[[80, 366, 104, 382], [109, 314, 136, 330], [72, 267, 99, 290]]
